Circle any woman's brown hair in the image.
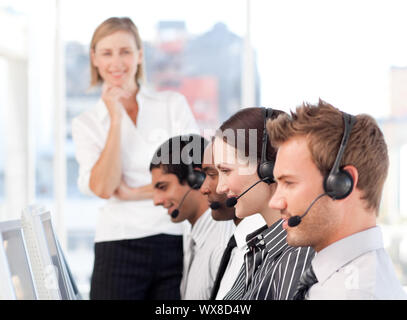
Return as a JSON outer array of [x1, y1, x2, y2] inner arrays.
[[216, 107, 286, 164]]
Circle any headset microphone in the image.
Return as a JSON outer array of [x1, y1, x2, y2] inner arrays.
[[226, 178, 268, 208], [171, 209, 180, 219], [210, 201, 221, 210], [287, 193, 327, 227], [225, 197, 238, 208], [171, 189, 193, 218]]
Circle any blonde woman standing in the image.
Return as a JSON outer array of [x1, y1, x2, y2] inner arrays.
[[72, 17, 199, 299]]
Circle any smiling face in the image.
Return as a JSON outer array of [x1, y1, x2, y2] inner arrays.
[[91, 30, 142, 89], [213, 137, 274, 219], [200, 143, 236, 221], [151, 167, 199, 224], [269, 136, 340, 251]]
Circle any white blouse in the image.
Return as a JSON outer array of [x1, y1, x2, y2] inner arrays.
[[72, 85, 200, 243]]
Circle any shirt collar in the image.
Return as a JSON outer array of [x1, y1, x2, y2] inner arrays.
[[312, 226, 384, 285], [245, 224, 268, 245], [263, 219, 288, 256], [234, 214, 266, 250], [246, 219, 287, 258], [190, 209, 215, 250]]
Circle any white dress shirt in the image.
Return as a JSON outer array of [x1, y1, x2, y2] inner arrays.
[[308, 226, 407, 300], [181, 209, 235, 300], [72, 85, 200, 243], [215, 214, 266, 300]]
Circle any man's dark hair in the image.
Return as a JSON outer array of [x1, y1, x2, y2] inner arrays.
[[149, 134, 209, 185]]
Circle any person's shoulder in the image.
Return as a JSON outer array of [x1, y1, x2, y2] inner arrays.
[[349, 249, 407, 299], [140, 85, 187, 105], [291, 245, 316, 256], [279, 245, 316, 264]]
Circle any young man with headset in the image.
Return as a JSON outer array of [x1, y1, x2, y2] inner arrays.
[[268, 100, 407, 299], [149, 134, 234, 300]]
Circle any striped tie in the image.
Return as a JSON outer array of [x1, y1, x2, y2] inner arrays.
[[292, 265, 318, 300]]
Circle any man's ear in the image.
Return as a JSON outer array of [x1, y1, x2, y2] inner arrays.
[[343, 165, 358, 193]]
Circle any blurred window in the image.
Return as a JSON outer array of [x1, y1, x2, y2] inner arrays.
[[0, 58, 6, 206], [251, 0, 407, 288]]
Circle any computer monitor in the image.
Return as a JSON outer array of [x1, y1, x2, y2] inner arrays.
[[0, 219, 38, 300], [21, 205, 80, 300]]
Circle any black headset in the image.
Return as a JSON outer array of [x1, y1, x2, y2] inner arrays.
[[186, 161, 206, 190], [323, 112, 356, 200], [182, 134, 206, 190], [257, 107, 275, 184]]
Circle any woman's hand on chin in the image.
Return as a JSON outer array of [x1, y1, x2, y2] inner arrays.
[[102, 83, 132, 121]]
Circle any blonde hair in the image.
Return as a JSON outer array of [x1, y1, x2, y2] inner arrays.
[[267, 99, 389, 213], [89, 17, 145, 87]]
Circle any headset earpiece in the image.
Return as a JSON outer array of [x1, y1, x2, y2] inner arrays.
[[323, 168, 354, 200], [257, 161, 274, 185], [257, 107, 275, 184], [186, 156, 206, 189], [323, 113, 356, 200], [181, 134, 207, 190], [187, 167, 206, 190]]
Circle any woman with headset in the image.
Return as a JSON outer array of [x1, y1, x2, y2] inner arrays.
[[72, 17, 199, 299], [212, 107, 314, 300]]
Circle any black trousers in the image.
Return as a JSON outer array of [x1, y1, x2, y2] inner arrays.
[[90, 233, 183, 300]]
